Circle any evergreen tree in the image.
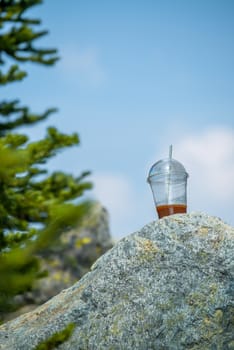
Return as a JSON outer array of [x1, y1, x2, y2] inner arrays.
[[0, 0, 92, 318]]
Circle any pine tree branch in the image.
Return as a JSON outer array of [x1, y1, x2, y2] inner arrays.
[[0, 17, 41, 25], [26, 128, 80, 165], [0, 65, 27, 84], [0, 26, 59, 65], [0, 0, 42, 19], [0, 101, 57, 134]]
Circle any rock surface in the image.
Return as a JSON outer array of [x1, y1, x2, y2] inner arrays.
[[3, 202, 113, 321], [0, 212, 233, 349]]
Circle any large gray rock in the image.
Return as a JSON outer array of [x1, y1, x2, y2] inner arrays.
[[2, 202, 113, 322], [0, 212, 233, 349]]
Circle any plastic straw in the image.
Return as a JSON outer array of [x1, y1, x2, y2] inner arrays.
[[169, 144, 172, 160], [167, 145, 173, 203]]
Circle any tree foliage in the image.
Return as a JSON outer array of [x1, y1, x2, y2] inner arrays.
[[34, 323, 75, 350], [0, 0, 92, 318]]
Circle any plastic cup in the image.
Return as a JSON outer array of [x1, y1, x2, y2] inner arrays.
[[147, 146, 189, 219]]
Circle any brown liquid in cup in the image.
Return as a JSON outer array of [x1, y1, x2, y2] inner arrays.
[[156, 204, 187, 218]]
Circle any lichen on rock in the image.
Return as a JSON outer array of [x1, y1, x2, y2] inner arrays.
[[0, 212, 233, 350]]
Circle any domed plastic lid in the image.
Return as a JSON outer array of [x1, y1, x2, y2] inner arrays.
[[147, 146, 188, 182]]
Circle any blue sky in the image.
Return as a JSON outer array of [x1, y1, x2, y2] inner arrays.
[[5, 0, 234, 238]]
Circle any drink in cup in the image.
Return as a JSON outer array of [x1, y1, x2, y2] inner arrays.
[[147, 146, 189, 219]]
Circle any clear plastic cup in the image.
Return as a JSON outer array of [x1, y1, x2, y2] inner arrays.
[[147, 146, 189, 218]]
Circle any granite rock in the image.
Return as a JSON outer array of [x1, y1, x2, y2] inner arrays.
[[0, 212, 233, 349], [3, 202, 113, 321]]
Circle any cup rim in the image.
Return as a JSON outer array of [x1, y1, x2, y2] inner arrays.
[[147, 172, 189, 183]]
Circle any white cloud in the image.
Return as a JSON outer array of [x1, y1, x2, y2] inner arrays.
[[155, 125, 234, 226], [175, 126, 234, 202], [91, 173, 137, 238], [59, 46, 106, 86]]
